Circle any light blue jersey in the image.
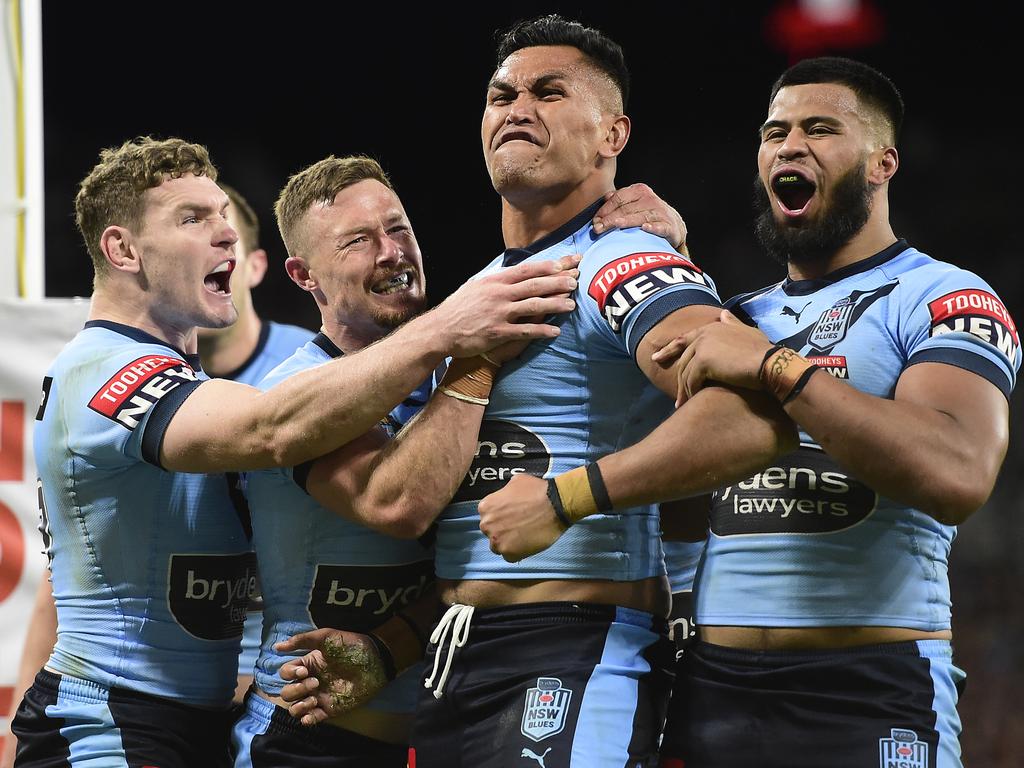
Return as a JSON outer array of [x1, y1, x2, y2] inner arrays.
[[226, 321, 315, 678], [698, 242, 1020, 630], [34, 321, 251, 708], [435, 200, 722, 581], [246, 333, 434, 714]]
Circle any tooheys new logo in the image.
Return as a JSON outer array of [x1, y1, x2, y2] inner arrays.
[[168, 552, 257, 640], [928, 288, 1019, 360], [453, 420, 551, 502], [88, 355, 197, 429], [587, 252, 708, 333], [308, 559, 435, 633], [711, 446, 878, 535]]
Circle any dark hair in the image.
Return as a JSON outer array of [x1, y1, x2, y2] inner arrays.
[[495, 14, 630, 109], [769, 56, 904, 144]]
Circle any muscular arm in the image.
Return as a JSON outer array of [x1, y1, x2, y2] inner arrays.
[[781, 362, 1007, 524], [161, 258, 578, 473], [659, 311, 1010, 524], [305, 377, 488, 538], [478, 305, 797, 560]]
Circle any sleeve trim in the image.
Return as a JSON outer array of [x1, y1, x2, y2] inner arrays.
[[627, 290, 722, 360], [140, 379, 204, 468], [905, 347, 1012, 401]]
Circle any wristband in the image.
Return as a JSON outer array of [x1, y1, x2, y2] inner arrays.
[[547, 462, 614, 526], [440, 356, 499, 403], [365, 631, 398, 682], [759, 346, 819, 404], [394, 610, 429, 656]]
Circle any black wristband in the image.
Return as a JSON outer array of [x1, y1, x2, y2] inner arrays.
[[394, 610, 429, 656], [365, 632, 397, 682], [586, 463, 613, 513], [546, 478, 573, 529], [782, 365, 820, 405]]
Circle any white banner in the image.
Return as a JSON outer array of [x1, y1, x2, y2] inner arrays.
[[0, 297, 89, 739]]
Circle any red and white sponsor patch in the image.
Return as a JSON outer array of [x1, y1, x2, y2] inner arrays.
[[928, 289, 1019, 360], [587, 252, 707, 333], [88, 355, 197, 429], [807, 355, 849, 379]]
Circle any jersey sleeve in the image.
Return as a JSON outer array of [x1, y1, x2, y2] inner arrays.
[[900, 265, 1020, 398], [65, 344, 203, 468], [577, 228, 722, 358]]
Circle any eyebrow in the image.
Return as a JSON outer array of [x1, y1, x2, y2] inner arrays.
[[173, 200, 226, 216], [487, 72, 569, 92], [334, 211, 408, 240], [759, 115, 845, 135]]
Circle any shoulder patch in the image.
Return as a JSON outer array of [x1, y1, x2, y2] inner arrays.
[[928, 289, 1019, 361], [587, 252, 707, 333], [88, 355, 198, 430]]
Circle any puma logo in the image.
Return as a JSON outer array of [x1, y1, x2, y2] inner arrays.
[[521, 747, 552, 768], [782, 301, 812, 323]]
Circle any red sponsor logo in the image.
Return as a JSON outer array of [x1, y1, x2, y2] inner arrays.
[[928, 289, 1018, 343], [88, 356, 197, 429], [588, 252, 702, 309], [807, 355, 849, 379], [587, 252, 707, 332], [407, 747, 416, 768]]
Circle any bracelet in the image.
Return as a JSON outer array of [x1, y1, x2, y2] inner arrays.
[[547, 462, 614, 527], [365, 631, 398, 682], [546, 479, 573, 530], [782, 365, 820, 405], [759, 346, 819, 404], [439, 387, 489, 406]]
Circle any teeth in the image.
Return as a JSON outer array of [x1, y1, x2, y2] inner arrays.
[[209, 261, 232, 274], [374, 272, 411, 294]]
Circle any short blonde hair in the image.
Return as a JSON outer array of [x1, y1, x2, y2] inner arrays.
[[275, 155, 392, 259], [75, 136, 218, 277]]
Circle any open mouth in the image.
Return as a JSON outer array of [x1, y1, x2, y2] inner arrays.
[[371, 270, 414, 296], [771, 170, 816, 214], [204, 260, 234, 294]]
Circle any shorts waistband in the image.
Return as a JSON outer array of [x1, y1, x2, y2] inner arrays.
[[33, 668, 233, 714], [244, 690, 306, 738], [692, 638, 953, 665], [441, 601, 667, 633]]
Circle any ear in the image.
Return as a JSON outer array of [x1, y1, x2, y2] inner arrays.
[[599, 114, 631, 159], [245, 248, 269, 289], [869, 146, 898, 185], [285, 255, 316, 293], [99, 225, 141, 274]]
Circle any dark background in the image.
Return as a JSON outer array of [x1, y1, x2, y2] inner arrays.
[[41, 2, 1022, 763]]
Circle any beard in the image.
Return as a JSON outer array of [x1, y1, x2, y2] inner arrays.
[[753, 163, 874, 267], [370, 294, 427, 331]]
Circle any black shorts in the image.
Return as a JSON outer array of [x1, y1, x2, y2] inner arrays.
[[230, 689, 406, 767], [409, 601, 675, 768], [659, 639, 965, 768], [667, 589, 696, 659], [11, 669, 235, 768]]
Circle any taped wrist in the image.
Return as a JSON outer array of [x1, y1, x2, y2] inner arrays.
[[546, 463, 613, 527], [759, 346, 820, 404], [439, 356, 500, 406]]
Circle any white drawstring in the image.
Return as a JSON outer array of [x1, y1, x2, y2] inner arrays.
[[423, 603, 475, 699]]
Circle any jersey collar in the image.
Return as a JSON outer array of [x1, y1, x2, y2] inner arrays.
[[84, 320, 202, 370], [311, 331, 344, 359], [501, 198, 605, 267], [781, 239, 910, 297]]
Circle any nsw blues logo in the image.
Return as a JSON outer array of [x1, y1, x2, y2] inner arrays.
[[878, 728, 928, 768], [521, 677, 572, 742]]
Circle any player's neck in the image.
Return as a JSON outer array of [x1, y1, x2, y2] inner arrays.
[[319, 317, 384, 357], [88, 288, 196, 354], [500, 178, 612, 249], [197, 309, 262, 377], [787, 217, 897, 282]]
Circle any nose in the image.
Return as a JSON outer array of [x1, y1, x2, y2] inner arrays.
[[777, 129, 808, 161], [376, 234, 403, 267], [217, 222, 239, 250], [505, 93, 535, 125]]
